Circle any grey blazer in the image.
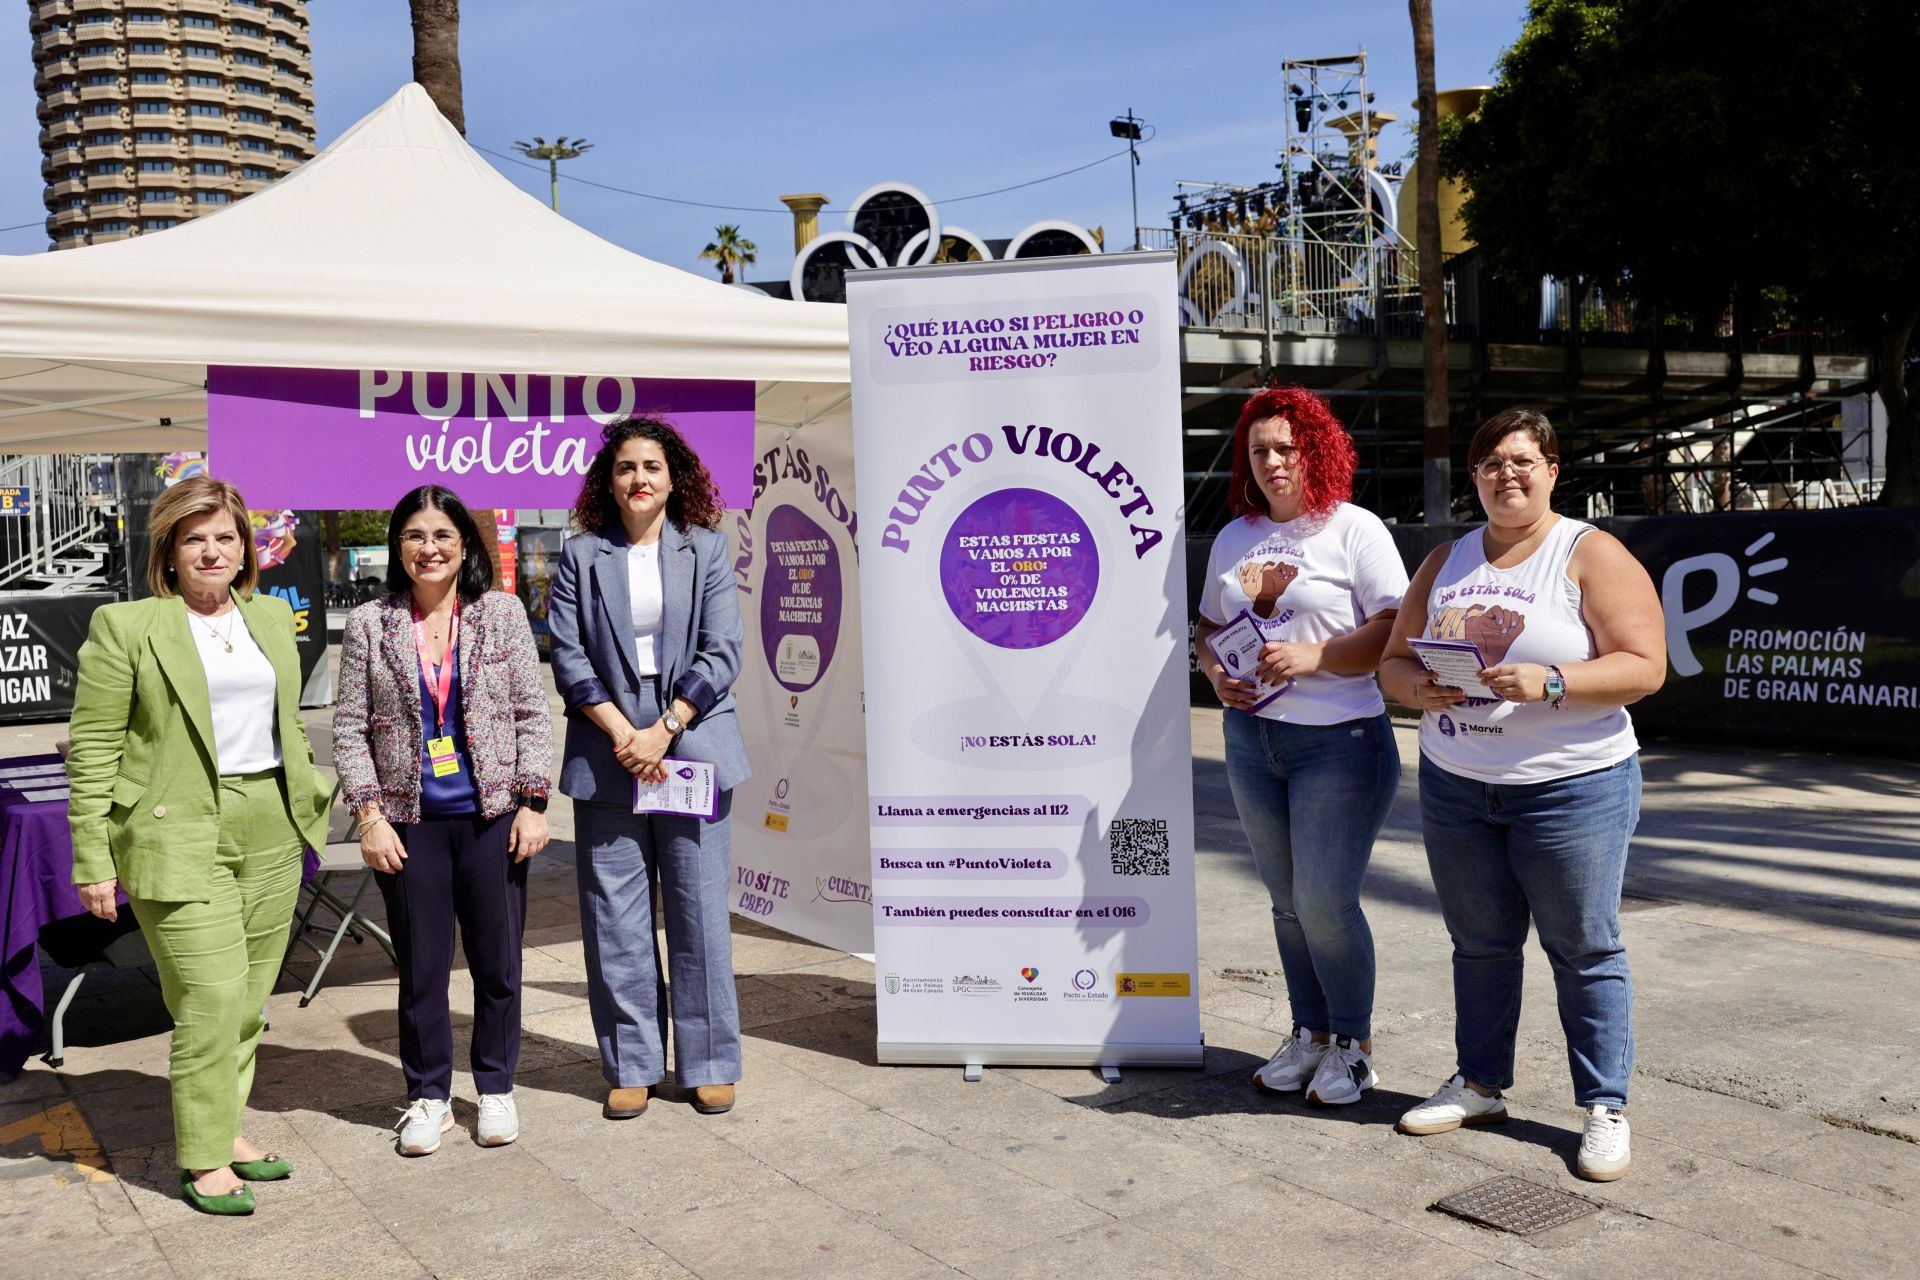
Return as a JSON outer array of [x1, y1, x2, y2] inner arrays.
[[547, 520, 750, 803]]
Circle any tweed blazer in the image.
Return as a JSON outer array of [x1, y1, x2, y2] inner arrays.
[[547, 520, 750, 802], [333, 589, 552, 825], [66, 592, 332, 902]]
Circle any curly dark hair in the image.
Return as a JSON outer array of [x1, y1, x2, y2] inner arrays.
[[570, 416, 723, 534], [1227, 384, 1358, 521]]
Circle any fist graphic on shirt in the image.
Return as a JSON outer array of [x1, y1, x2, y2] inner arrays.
[[1430, 602, 1528, 667], [1236, 559, 1298, 619], [1463, 604, 1527, 667]]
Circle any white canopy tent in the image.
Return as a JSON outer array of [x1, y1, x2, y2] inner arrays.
[[0, 83, 849, 453]]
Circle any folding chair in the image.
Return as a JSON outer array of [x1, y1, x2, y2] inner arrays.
[[38, 914, 154, 1068], [282, 777, 396, 1006]]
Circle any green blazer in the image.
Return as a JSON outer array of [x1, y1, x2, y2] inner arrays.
[[66, 591, 331, 903]]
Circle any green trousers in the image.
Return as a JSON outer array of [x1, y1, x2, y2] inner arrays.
[[127, 770, 305, 1171]]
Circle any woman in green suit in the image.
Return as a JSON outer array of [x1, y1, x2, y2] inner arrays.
[[66, 476, 332, 1215]]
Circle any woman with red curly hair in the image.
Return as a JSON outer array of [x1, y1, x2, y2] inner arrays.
[[1195, 385, 1407, 1106], [547, 416, 750, 1120]]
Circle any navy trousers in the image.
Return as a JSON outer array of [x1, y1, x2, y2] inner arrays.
[[377, 812, 527, 1100]]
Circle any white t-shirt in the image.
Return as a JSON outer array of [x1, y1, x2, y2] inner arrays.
[[1200, 502, 1409, 725], [191, 608, 283, 775], [628, 540, 664, 676]]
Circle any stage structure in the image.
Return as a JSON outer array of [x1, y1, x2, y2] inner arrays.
[[1145, 51, 1877, 527]]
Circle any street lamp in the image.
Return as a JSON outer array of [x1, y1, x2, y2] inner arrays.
[[511, 136, 593, 213], [1109, 110, 1144, 250]]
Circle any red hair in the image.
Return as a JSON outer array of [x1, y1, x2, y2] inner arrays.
[[1228, 385, 1357, 521]]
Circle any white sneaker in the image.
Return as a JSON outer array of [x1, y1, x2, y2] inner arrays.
[[1397, 1074, 1509, 1135], [476, 1093, 519, 1147], [1253, 1027, 1328, 1094], [1576, 1105, 1631, 1181], [1305, 1035, 1377, 1106], [394, 1098, 454, 1156]]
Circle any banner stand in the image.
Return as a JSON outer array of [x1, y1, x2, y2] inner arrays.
[[849, 251, 1203, 1072]]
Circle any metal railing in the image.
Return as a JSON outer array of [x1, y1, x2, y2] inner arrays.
[[1141, 226, 1430, 337], [1144, 230, 1861, 355], [0, 455, 112, 590]]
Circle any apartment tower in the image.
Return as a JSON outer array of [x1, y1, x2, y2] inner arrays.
[[29, 0, 317, 250]]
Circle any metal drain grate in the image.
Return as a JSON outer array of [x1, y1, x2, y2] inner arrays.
[[1431, 1176, 1599, 1235]]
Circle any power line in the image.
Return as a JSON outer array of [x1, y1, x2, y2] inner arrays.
[[473, 136, 1152, 215], [940, 127, 1154, 205], [0, 133, 1158, 240]]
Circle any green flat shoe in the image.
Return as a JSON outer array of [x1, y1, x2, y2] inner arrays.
[[181, 1171, 256, 1215], [231, 1154, 293, 1181]]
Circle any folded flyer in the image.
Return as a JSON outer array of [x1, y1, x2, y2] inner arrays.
[[633, 757, 719, 819], [1205, 609, 1294, 712]]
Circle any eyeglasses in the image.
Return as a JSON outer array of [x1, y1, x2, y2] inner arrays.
[[400, 531, 461, 549], [1473, 456, 1551, 482]]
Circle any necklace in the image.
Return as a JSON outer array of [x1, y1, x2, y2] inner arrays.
[[192, 604, 237, 653]]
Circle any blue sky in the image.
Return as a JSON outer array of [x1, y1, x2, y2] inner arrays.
[[2, 1, 1526, 277]]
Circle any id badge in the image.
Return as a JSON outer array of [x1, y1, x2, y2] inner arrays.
[[427, 735, 461, 778]]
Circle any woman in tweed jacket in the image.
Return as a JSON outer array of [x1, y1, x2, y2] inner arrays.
[[333, 485, 552, 1155]]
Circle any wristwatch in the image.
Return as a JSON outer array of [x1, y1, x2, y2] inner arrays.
[[661, 710, 685, 736], [516, 792, 549, 813], [1543, 665, 1567, 709]]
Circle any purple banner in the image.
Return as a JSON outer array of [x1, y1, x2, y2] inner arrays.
[[206, 366, 755, 511]]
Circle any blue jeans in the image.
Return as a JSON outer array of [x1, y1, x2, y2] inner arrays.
[[1223, 710, 1399, 1040], [1418, 754, 1641, 1108]]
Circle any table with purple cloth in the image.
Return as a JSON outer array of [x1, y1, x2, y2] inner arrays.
[[0, 755, 318, 1078]]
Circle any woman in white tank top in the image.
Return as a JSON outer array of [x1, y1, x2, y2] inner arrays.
[[1378, 410, 1667, 1183]]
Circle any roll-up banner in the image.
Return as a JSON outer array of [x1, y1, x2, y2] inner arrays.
[[121, 454, 331, 703], [726, 403, 876, 955], [250, 509, 331, 705], [847, 251, 1203, 1069]]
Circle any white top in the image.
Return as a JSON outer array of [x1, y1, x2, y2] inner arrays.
[[190, 607, 283, 775], [628, 540, 664, 677], [1200, 502, 1410, 725], [1418, 516, 1638, 784]]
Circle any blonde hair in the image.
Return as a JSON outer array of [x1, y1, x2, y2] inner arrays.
[[146, 476, 258, 599]]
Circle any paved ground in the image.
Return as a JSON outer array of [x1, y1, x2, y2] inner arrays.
[[2, 685, 1917, 1280]]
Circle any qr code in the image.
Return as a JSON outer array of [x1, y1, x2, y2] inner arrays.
[[1109, 818, 1170, 876]]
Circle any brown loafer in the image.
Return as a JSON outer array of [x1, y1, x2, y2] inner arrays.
[[691, 1084, 735, 1115], [604, 1086, 650, 1119]]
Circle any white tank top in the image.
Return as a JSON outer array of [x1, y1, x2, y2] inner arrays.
[[1418, 516, 1637, 783]]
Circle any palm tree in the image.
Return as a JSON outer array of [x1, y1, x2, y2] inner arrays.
[[409, 0, 464, 135], [1410, 0, 1450, 524], [699, 225, 758, 285], [408, 0, 509, 579], [512, 137, 593, 212]]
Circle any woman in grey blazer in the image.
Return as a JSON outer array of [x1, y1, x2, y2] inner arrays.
[[547, 416, 750, 1119]]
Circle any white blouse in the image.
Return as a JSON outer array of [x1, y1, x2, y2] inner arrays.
[[628, 540, 664, 677], [191, 608, 283, 775]]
